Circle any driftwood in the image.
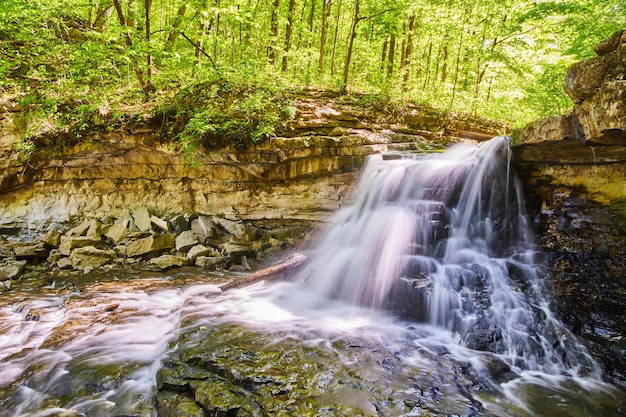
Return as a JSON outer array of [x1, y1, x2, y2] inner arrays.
[[219, 253, 307, 291]]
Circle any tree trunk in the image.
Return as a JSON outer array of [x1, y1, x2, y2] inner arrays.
[[449, 17, 466, 108], [111, 0, 152, 96], [422, 38, 432, 89], [402, 15, 415, 91], [318, 0, 331, 74], [219, 253, 307, 291], [93, 4, 113, 32], [329, 0, 343, 76], [282, 0, 297, 71], [308, 0, 316, 32], [387, 33, 395, 79], [341, 0, 359, 93], [145, 0, 153, 88], [165, 3, 187, 52], [127, 0, 137, 29], [268, 0, 281, 66], [380, 36, 388, 71]]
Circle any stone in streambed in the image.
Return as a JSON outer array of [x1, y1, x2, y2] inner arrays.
[[169, 214, 190, 234], [212, 217, 259, 241], [191, 216, 218, 242]]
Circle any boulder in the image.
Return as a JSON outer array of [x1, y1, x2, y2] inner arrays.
[[103, 223, 128, 243], [57, 257, 73, 269], [59, 236, 103, 256], [0, 260, 27, 279], [191, 216, 218, 241], [12, 242, 49, 259], [40, 229, 62, 247], [125, 234, 176, 257], [212, 217, 259, 241], [186, 244, 218, 261], [175, 230, 198, 252], [132, 207, 152, 232], [219, 241, 256, 264], [66, 219, 101, 237], [169, 214, 190, 234], [195, 256, 232, 270], [115, 210, 136, 231], [66, 220, 93, 237], [69, 246, 116, 269], [151, 215, 170, 233], [149, 255, 189, 270], [47, 249, 63, 264]]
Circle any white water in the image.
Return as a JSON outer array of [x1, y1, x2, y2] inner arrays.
[[295, 137, 599, 375], [0, 137, 623, 416]]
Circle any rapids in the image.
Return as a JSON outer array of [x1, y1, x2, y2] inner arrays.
[[0, 137, 624, 416]]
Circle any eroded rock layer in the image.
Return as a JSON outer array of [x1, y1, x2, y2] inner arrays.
[[512, 30, 626, 386]]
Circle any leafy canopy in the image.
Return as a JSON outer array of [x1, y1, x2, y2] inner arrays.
[[0, 0, 624, 151]]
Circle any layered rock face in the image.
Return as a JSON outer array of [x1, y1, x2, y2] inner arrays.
[[0, 93, 506, 238], [512, 30, 626, 385]]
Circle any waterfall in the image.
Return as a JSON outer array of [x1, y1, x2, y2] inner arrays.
[[296, 136, 599, 376]]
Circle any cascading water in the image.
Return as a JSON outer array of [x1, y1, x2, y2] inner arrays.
[[296, 136, 598, 376], [0, 137, 623, 417]]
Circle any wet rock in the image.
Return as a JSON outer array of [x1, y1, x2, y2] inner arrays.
[[59, 236, 103, 256], [175, 230, 198, 252], [155, 391, 205, 417], [69, 246, 116, 269], [125, 234, 176, 257], [132, 207, 152, 232], [149, 255, 189, 270]]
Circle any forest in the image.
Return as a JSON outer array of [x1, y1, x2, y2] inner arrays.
[[1, 0, 625, 151]]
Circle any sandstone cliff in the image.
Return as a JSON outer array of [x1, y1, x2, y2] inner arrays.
[[0, 91, 506, 237]]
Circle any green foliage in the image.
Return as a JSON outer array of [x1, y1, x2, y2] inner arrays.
[[1, 0, 625, 155], [157, 80, 296, 154]]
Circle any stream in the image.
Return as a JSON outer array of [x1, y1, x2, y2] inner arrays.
[[1, 137, 625, 416]]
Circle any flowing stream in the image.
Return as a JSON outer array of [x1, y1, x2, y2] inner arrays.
[[0, 137, 624, 416]]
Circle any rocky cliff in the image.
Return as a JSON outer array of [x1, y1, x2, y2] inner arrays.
[[0, 91, 507, 286], [512, 30, 626, 386], [0, 92, 505, 236]]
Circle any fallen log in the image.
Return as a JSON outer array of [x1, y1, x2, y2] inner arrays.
[[219, 253, 307, 291]]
